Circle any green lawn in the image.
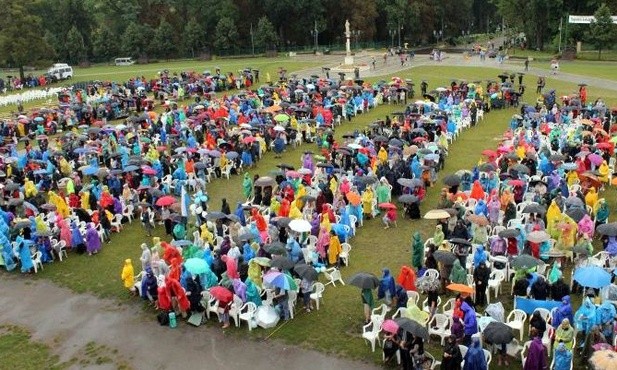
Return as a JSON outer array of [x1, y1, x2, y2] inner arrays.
[[0, 325, 62, 370], [5, 61, 617, 368], [531, 60, 617, 82]]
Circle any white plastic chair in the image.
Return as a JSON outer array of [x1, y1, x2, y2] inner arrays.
[[428, 313, 451, 345], [442, 298, 455, 317], [32, 251, 43, 273], [228, 295, 244, 327], [406, 291, 420, 306], [483, 348, 492, 367], [423, 268, 440, 280], [506, 309, 528, 341], [422, 296, 442, 313], [423, 351, 441, 370], [122, 204, 134, 223], [221, 163, 233, 180], [361, 316, 383, 352], [372, 304, 390, 322], [323, 267, 345, 287], [339, 243, 351, 266], [310, 282, 325, 310], [238, 302, 257, 331], [110, 213, 123, 232], [487, 270, 505, 298]]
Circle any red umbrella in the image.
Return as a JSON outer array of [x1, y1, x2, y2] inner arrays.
[[509, 179, 525, 187], [378, 202, 397, 210], [243, 136, 256, 144], [597, 142, 613, 151], [156, 195, 176, 207], [156, 145, 167, 152], [141, 166, 156, 175], [209, 286, 233, 303], [482, 149, 497, 157], [286, 170, 301, 178], [413, 137, 427, 143]]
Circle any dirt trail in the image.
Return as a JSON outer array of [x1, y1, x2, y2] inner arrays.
[[0, 278, 378, 370]]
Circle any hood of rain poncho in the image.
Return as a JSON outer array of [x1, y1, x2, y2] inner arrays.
[[574, 297, 596, 332], [450, 259, 467, 284], [464, 337, 487, 370], [595, 302, 616, 326], [473, 245, 487, 268], [378, 268, 396, 299], [548, 262, 563, 284]]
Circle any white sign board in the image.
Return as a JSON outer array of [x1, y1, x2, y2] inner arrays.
[[568, 15, 617, 24]]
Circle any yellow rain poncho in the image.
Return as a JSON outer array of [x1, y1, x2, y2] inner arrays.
[[248, 259, 263, 288], [585, 187, 598, 209], [566, 171, 579, 187], [329, 177, 338, 195], [24, 179, 37, 198], [200, 224, 214, 246], [598, 161, 609, 183], [377, 147, 388, 165], [34, 214, 49, 234], [515, 145, 526, 160], [406, 302, 429, 324], [80, 191, 90, 210], [48, 191, 70, 217], [320, 214, 332, 233], [121, 259, 135, 289], [361, 188, 374, 215], [66, 178, 75, 195], [328, 234, 342, 265], [546, 200, 562, 239], [269, 198, 280, 215], [289, 203, 302, 219], [59, 157, 72, 175], [556, 215, 577, 250]]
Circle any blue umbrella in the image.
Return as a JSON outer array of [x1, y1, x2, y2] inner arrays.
[[81, 166, 98, 176], [73, 147, 90, 154], [34, 117, 44, 122], [208, 150, 221, 158], [226, 151, 239, 159], [562, 163, 577, 171], [33, 169, 48, 175], [123, 165, 139, 172], [574, 266, 611, 289]]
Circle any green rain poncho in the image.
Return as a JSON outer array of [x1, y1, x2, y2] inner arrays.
[[376, 183, 391, 203], [433, 225, 445, 246], [412, 232, 424, 270], [548, 262, 562, 284], [449, 259, 467, 284], [242, 173, 253, 199]]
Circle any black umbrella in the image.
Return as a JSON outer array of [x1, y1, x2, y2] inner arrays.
[[565, 197, 584, 208], [442, 174, 461, 187], [397, 178, 415, 188], [194, 162, 208, 170], [433, 250, 457, 265], [264, 242, 287, 255], [389, 138, 403, 147], [505, 152, 519, 160], [398, 194, 418, 204], [73, 208, 92, 223], [301, 195, 316, 202], [3, 183, 20, 191], [483, 322, 514, 344], [549, 154, 566, 162], [8, 198, 23, 206], [238, 232, 254, 242], [510, 164, 530, 174], [225, 214, 241, 223], [149, 188, 165, 197], [271, 256, 294, 270], [358, 175, 378, 185], [566, 207, 587, 222], [294, 263, 319, 281], [348, 272, 380, 289], [478, 163, 496, 172], [276, 163, 295, 170], [373, 135, 388, 142], [522, 203, 546, 214], [572, 244, 591, 255], [597, 223, 617, 236], [511, 254, 541, 270], [205, 211, 227, 221], [529, 178, 548, 188], [394, 317, 429, 340], [449, 238, 472, 246], [498, 228, 520, 238], [274, 217, 292, 228]]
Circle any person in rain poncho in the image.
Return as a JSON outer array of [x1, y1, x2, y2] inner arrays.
[[553, 343, 572, 370], [242, 173, 253, 199], [85, 223, 101, 255], [121, 259, 135, 293], [449, 259, 467, 284], [574, 297, 596, 335], [554, 318, 575, 350], [377, 268, 396, 306], [461, 301, 477, 345], [327, 230, 342, 266], [397, 265, 416, 291], [546, 200, 562, 239], [433, 224, 445, 246], [547, 261, 562, 284], [361, 186, 374, 218], [140, 243, 151, 271], [523, 329, 548, 370], [375, 177, 391, 203], [595, 198, 610, 225], [463, 337, 487, 370], [411, 232, 424, 270]]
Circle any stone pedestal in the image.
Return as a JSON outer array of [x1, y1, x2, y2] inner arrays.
[[344, 56, 354, 65]]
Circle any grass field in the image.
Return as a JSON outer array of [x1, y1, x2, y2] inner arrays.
[[3, 59, 617, 368]]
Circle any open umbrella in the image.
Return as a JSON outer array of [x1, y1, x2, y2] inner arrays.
[[498, 229, 520, 238], [382, 319, 400, 334], [8, 198, 23, 206], [597, 223, 617, 236], [252, 257, 271, 267], [446, 283, 474, 295], [346, 192, 361, 206], [478, 163, 496, 172], [254, 176, 276, 187], [433, 250, 457, 265], [40, 203, 57, 211], [394, 317, 429, 340], [527, 230, 551, 243], [483, 322, 515, 344], [442, 174, 461, 187], [273, 217, 292, 228], [288, 219, 312, 233], [572, 245, 591, 255], [294, 263, 318, 281], [398, 194, 418, 204], [378, 202, 397, 210], [467, 214, 489, 226], [156, 195, 176, 207], [511, 254, 541, 270], [424, 209, 451, 220], [449, 238, 472, 247], [566, 207, 587, 222], [549, 154, 566, 162], [565, 197, 585, 208], [271, 256, 294, 271], [397, 178, 417, 188], [348, 272, 380, 289], [263, 271, 297, 290], [510, 164, 530, 174], [184, 258, 209, 275], [574, 266, 612, 288], [522, 203, 546, 214], [264, 242, 287, 255], [205, 211, 227, 221], [590, 349, 617, 370], [209, 286, 233, 302]]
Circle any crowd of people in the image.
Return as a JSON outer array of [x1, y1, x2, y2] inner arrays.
[[3, 63, 617, 369]]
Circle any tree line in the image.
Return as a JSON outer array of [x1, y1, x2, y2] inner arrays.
[[0, 0, 616, 73]]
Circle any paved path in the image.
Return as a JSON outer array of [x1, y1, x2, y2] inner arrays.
[[0, 277, 378, 370]]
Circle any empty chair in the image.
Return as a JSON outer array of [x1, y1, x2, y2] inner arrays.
[[406, 291, 420, 306], [361, 316, 383, 352], [323, 268, 345, 287], [238, 302, 257, 331], [428, 313, 451, 345], [339, 243, 351, 266], [506, 309, 528, 341], [487, 270, 505, 298], [442, 298, 456, 317], [310, 282, 325, 310], [371, 303, 390, 322]]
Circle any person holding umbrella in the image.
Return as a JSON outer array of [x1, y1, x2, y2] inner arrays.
[[348, 272, 379, 324]]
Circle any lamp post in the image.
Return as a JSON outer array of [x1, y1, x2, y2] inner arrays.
[[397, 22, 403, 49], [310, 20, 319, 52], [389, 29, 396, 48], [250, 23, 255, 55]]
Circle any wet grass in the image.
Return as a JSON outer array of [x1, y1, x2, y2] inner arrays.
[[0, 325, 63, 370], [11, 60, 617, 368]]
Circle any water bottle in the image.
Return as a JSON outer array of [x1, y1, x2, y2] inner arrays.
[[168, 312, 177, 328]]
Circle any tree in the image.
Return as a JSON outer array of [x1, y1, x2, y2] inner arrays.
[[213, 17, 239, 52], [183, 18, 205, 57], [587, 4, 617, 59], [92, 28, 120, 62], [0, 0, 54, 80], [254, 16, 278, 50], [121, 22, 148, 59], [152, 20, 177, 59], [66, 26, 87, 64]]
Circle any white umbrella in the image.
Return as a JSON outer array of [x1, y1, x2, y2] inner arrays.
[[424, 209, 451, 220], [297, 168, 312, 175], [256, 305, 279, 329], [273, 125, 285, 132], [289, 219, 312, 233]]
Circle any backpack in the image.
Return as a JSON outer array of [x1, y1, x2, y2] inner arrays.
[[157, 311, 169, 326]]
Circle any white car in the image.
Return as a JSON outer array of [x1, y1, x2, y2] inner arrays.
[[47, 63, 73, 80]]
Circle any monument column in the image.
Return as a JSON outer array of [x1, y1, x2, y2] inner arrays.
[[344, 19, 354, 65]]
